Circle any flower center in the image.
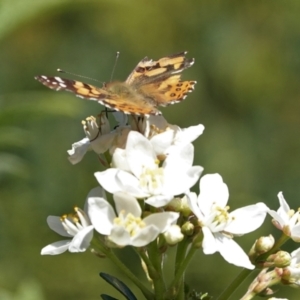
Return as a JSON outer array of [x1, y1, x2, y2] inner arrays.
[[60, 207, 90, 236], [209, 205, 233, 231], [139, 161, 164, 193], [114, 210, 146, 237]]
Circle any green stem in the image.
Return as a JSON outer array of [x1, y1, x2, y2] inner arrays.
[[166, 242, 198, 299], [135, 247, 158, 282], [175, 237, 190, 273], [146, 240, 165, 300], [216, 268, 251, 300], [91, 238, 154, 300], [273, 233, 290, 250], [174, 238, 190, 300]]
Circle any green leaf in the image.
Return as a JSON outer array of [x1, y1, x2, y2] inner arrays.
[[100, 272, 137, 300]]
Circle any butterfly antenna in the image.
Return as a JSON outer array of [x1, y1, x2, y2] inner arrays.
[[57, 69, 103, 84], [110, 51, 120, 82]]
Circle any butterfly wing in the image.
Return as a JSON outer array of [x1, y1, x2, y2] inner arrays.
[[35, 52, 195, 115], [35, 75, 111, 99], [35, 76, 160, 116], [138, 75, 196, 106], [126, 51, 196, 106]]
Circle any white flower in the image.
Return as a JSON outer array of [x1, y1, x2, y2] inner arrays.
[[67, 112, 129, 164], [151, 123, 204, 157], [268, 192, 300, 242], [87, 189, 179, 247], [95, 131, 203, 207], [187, 173, 269, 269], [133, 115, 205, 157], [41, 191, 95, 255]]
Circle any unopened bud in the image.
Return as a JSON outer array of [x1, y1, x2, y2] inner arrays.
[[252, 269, 282, 294], [164, 225, 184, 245], [267, 251, 291, 268], [181, 221, 195, 236], [249, 235, 275, 262], [167, 196, 192, 217], [256, 235, 275, 253]]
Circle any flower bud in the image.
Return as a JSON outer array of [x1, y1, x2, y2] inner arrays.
[[167, 196, 192, 217], [267, 251, 291, 268], [181, 221, 195, 236], [256, 235, 275, 253], [249, 235, 275, 262], [163, 224, 184, 245]]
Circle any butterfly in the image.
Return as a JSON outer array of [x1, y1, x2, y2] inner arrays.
[[35, 51, 196, 116]]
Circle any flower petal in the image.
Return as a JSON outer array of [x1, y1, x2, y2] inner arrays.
[[90, 132, 115, 154], [202, 226, 218, 254], [215, 234, 254, 269], [145, 194, 174, 207], [47, 216, 72, 237], [126, 131, 157, 177], [87, 197, 115, 235], [95, 169, 149, 198], [198, 174, 229, 214], [150, 130, 174, 155], [186, 192, 204, 220], [112, 148, 130, 171], [226, 203, 269, 234], [173, 124, 205, 145], [68, 225, 94, 252], [164, 166, 203, 196], [109, 226, 131, 246], [143, 212, 179, 232], [94, 169, 121, 193], [163, 143, 194, 171], [115, 170, 150, 198], [67, 137, 90, 165], [268, 209, 283, 222], [113, 192, 141, 217], [41, 240, 71, 255], [131, 225, 160, 247], [277, 192, 290, 215], [291, 223, 300, 242]]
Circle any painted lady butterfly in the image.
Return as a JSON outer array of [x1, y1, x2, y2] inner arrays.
[[35, 52, 196, 116]]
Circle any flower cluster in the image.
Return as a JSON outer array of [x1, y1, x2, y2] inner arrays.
[[42, 112, 300, 299]]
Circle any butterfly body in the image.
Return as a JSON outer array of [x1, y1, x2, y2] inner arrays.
[[35, 52, 196, 116]]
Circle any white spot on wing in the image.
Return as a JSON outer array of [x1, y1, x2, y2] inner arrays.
[[54, 77, 65, 83]]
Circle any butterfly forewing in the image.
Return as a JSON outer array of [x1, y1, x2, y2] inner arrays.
[[35, 52, 196, 116]]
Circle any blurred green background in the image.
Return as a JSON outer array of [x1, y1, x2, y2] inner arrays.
[[1, 0, 300, 299]]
